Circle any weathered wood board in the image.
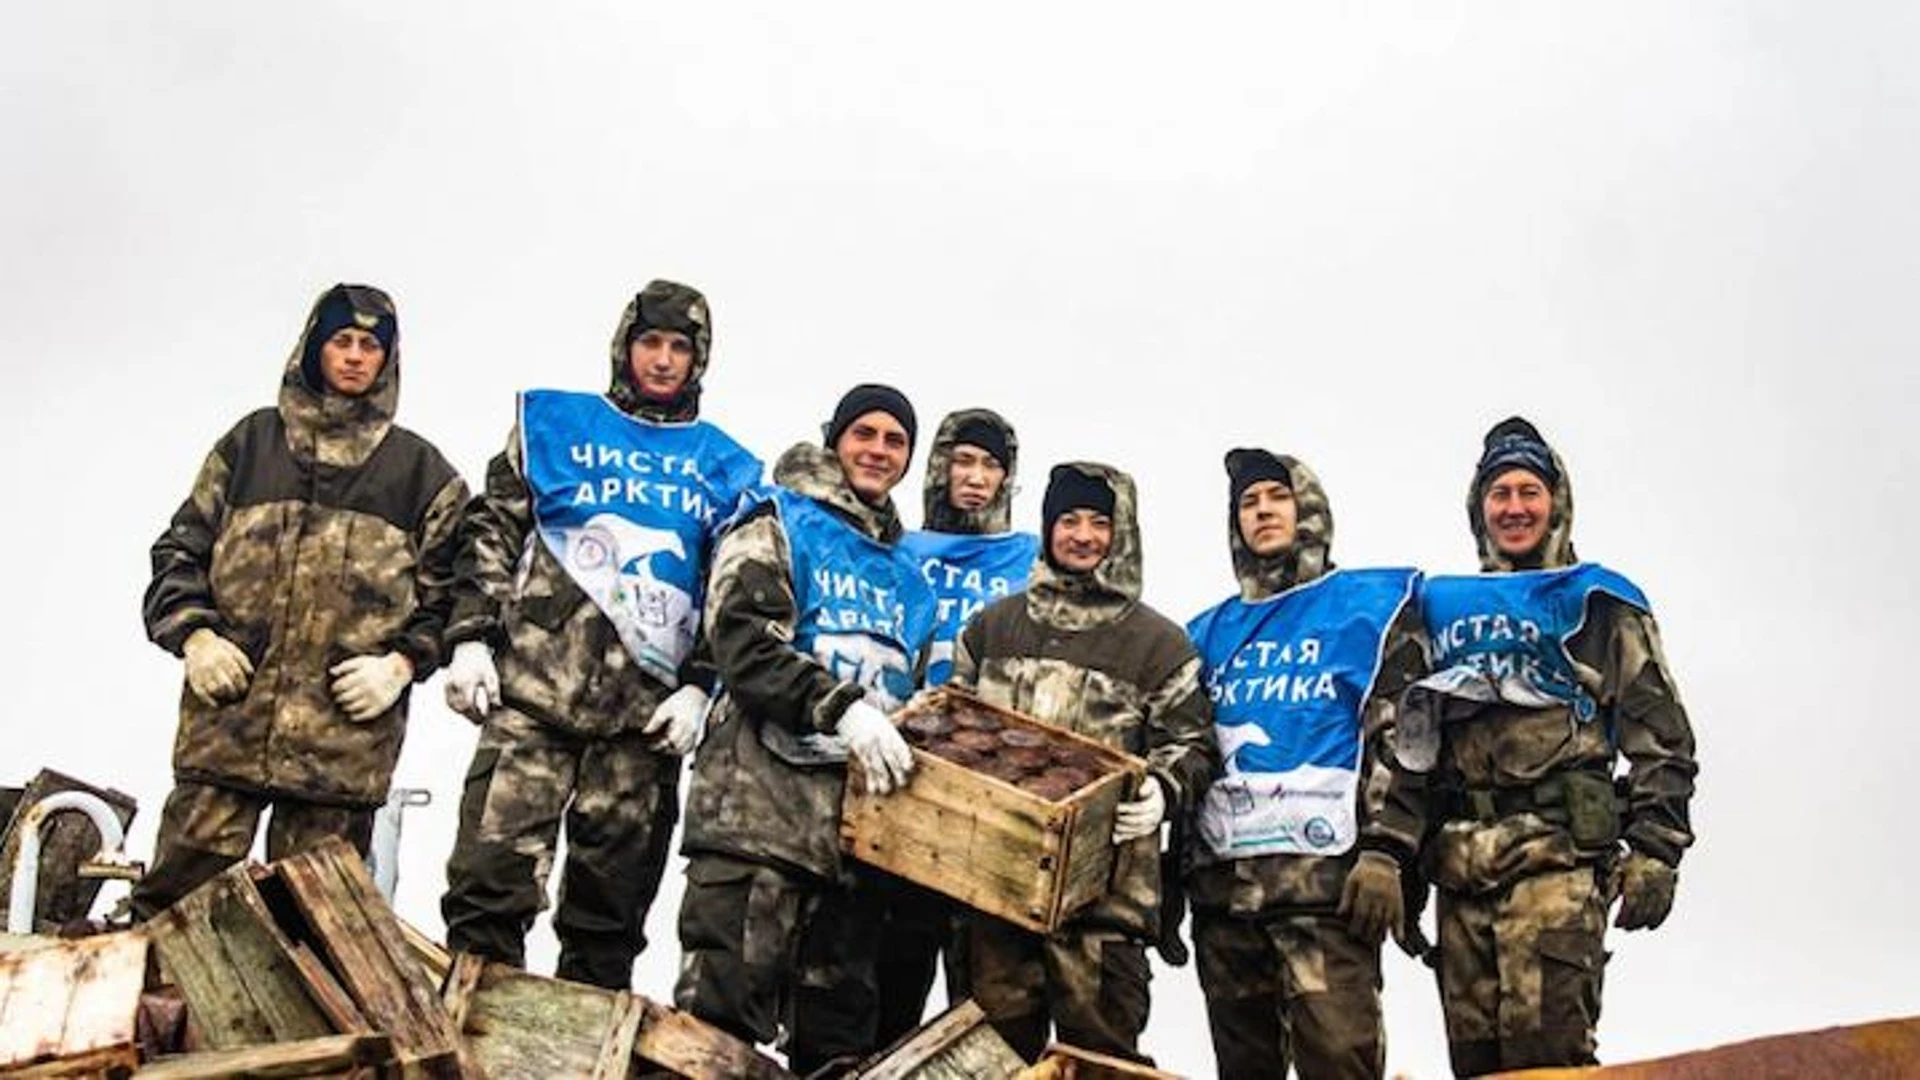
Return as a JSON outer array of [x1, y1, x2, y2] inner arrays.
[[1016, 1043, 1184, 1080], [132, 1033, 395, 1078], [0, 930, 146, 1076], [852, 1000, 1027, 1080]]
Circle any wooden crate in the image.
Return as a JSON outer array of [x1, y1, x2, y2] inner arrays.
[[0, 930, 146, 1077], [1016, 1043, 1184, 1080], [841, 688, 1145, 934], [850, 1000, 1025, 1080]]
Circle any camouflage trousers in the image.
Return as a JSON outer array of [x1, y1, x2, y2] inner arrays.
[[965, 914, 1153, 1064], [131, 780, 373, 921], [1437, 864, 1611, 1076], [674, 853, 885, 1076], [440, 706, 679, 991], [1193, 908, 1384, 1080], [872, 870, 966, 1048]]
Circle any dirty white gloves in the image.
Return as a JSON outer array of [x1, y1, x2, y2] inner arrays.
[[645, 685, 711, 756], [444, 641, 501, 723], [839, 700, 915, 795], [1614, 851, 1678, 931], [330, 652, 414, 723], [1113, 775, 1167, 844], [183, 628, 254, 705], [1338, 850, 1404, 945]]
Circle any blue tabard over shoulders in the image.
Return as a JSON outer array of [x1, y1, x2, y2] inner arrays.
[[1419, 563, 1650, 723], [767, 488, 938, 712], [518, 389, 763, 685], [896, 530, 1040, 686], [1186, 567, 1421, 860]]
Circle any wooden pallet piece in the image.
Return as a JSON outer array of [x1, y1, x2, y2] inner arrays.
[[0, 930, 146, 1077], [631, 996, 792, 1080], [0, 770, 138, 932], [439, 957, 635, 1080], [851, 999, 1026, 1080], [144, 864, 335, 1049], [843, 689, 1144, 933], [266, 839, 466, 1077], [132, 1033, 395, 1078]]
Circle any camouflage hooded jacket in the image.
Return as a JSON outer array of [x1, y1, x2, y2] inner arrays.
[[920, 408, 1019, 535], [951, 462, 1216, 939], [1184, 456, 1431, 915], [142, 284, 468, 807], [1372, 443, 1699, 894], [681, 442, 919, 881], [443, 283, 733, 737]]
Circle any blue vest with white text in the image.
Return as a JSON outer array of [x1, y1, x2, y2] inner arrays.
[[897, 530, 1040, 686], [770, 489, 938, 710], [1187, 568, 1421, 860], [520, 389, 762, 685], [1420, 563, 1650, 724]]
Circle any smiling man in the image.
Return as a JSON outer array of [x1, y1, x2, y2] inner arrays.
[[1377, 417, 1700, 1076], [135, 284, 467, 920], [675, 384, 938, 1075]]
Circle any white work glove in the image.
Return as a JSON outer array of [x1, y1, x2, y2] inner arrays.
[[1112, 776, 1167, 844], [838, 700, 915, 795], [182, 628, 253, 706], [645, 685, 711, 756], [330, 652, 414, 723], [443, 641, 500, 723]]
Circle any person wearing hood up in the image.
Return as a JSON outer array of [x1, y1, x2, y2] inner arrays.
[[947, 462, 1216, 1064], [1376, 417, 1698, 1076], [872, 408, 1040, 1043], [674, 384, 937, 1076], [134, 284, 468, 919], [438, 281, 762, 990], [1183, 449, 1428, 1080]]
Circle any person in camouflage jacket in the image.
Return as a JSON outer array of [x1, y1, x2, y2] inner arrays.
[[437, 281, 761, 989], [134, 283, 466, 919], [1183, 449, 1429, 1080], [1376, 417, 1699, 1076], [949, 461, 1216, 1064]]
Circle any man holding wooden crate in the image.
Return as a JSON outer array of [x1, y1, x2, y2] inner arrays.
[[947, 461, 1216, 1063], [675, 384, 938, 1075], [1182, 449, 1428, 1080]]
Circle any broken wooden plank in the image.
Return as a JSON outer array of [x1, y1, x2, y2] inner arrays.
[[852, 999, 1027, 1080], [1017, 1043, 1183, 1080], [0, 930, 146, 1076], [0, 771, 138, 933], [144, 863, 334, 1049], [132, 1033, 395, 1078], [631, 996, 793, 1080], [446, 960, 638, 1080]]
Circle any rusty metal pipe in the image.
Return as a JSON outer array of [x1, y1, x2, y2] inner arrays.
[[6, 789, 134, 934]]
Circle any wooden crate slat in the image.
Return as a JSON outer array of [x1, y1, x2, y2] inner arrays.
[[454, 961, 625, 1080], [851, 1000, 1026, 1080], [631, 996, 792, 1080], [131, 1033, 396, 1079]]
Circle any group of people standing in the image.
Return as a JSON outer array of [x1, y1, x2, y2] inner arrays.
[[133, 279, 1698, 1078]]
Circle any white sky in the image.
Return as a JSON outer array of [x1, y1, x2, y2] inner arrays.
[[5, 4, 1918, 1076]]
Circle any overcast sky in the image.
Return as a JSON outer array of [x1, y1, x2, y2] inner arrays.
[[5, 4, 1917, 1076]]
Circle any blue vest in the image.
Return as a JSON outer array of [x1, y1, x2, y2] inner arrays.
[[519, 389, 762, 684], [770, 489, 938, 711], [896, 530, 1039, 686], [1420, 563, 1650, 724], [1186, 568, 1420, 859]]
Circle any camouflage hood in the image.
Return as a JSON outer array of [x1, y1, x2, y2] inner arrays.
[[1228, 453, 1335, 600], [278, 283, 399, 468], [773, 441, 905, 543], [1025, 461, 1141, 631], [1466, 421, 1578, 571], [921, 408, 1019, 534], [606, 280, 712, 422]]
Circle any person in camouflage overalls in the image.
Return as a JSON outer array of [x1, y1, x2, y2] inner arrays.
[[948, 462, 1216, 1063], [438, 281, 761, 989], [134, 284, 467, 919], [675, 384, 936, 1076], [1376, 417, 1698, 1075], [1183, 449, 1429, 1080], [873, 408, 1038, 1045]]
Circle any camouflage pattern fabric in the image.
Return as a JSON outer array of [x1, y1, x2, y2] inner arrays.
[[130, 781, 374, 920], [142, 283, 467, 808], [1193, 909, 1385, 1080], [1018, 461, 1143, 632], [1437, 864, 1612, 1075], [966, 915, 1154, 1064], [1225, 453, 1335, 601], [605, 280, 712, 422], [920, 407, 1020, 534], [440, 706, 678, 989]]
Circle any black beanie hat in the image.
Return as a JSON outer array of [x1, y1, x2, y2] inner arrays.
[[1474, 416, 1560, 494], [1224, 448, 1293, 507], [950, 416, 1013, 469], [1042, 465, 1116, 534], [303, 285, 396, 389], [824, 383, 917, 454]]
